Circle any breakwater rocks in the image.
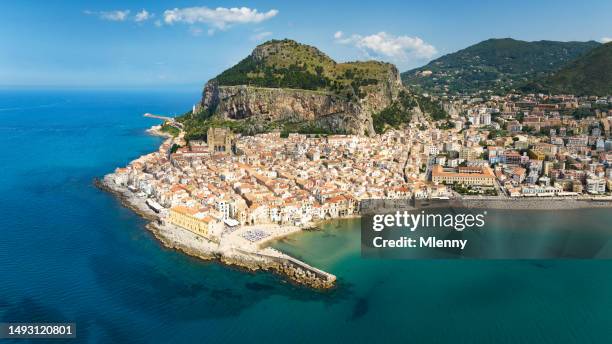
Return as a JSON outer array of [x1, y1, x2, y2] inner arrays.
[[221, 248, 336, 289], [95, 175, 336, 290]]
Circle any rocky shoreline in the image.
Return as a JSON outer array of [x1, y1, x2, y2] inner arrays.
[[95, 176, 336, 290], [146, 125, 174, 138]]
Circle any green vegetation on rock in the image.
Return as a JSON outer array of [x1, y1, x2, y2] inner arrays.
[[179, 112, 342, 141], [371, 91, 448, 134], [215, 39, 397, 99], [215, 55, 330, 91], [418, 95, 448, 120], [160, 122, 180, 137], [372, 90, 417, 133]]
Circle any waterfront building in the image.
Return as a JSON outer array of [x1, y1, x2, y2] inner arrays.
[[168, 206, 221, 239], [113, 168, 129, 186], [572, 180, 584, 193], [586, 178, 606, 194], [431, 165, 495, 186], [521, 185, 562, 196]]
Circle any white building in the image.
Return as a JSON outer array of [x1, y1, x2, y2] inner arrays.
[[586, 178, 606, 194]]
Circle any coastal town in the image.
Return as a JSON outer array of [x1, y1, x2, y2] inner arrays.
[[101, 91, 612, 287], [429, 92, 612, 197]]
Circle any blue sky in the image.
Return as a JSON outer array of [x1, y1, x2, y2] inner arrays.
[[2, 0, 611, 88]]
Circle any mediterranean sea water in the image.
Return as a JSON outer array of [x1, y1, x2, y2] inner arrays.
[[1, 90, 612, 343]]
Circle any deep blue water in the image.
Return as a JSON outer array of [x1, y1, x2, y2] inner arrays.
[[1, 90, 612, 343]]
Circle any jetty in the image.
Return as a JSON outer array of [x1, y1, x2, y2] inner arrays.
[[144, 113, 184, 129], [230, 247, 336, 288]]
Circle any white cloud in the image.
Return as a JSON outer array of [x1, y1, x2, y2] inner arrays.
[[84, 6, 277, 35], [134, 9, 152, 22], [251, 31, 273, 41], [163, 6, 278, 31], [334, 31, 437, 61], [601, 37, 612, 43], [100, 10, 130, 21], [84, 9, 131, 21]]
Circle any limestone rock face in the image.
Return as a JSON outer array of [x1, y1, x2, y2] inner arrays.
[[194, 39, 408, 136], [199, 65, 403, 136]]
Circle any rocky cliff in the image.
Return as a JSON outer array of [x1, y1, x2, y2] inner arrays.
[[188, 39, 404, 136], [200, 82, 372, 135]]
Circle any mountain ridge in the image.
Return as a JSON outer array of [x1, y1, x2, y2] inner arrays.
[[523, 42, 612, 96], [401, 38, 600, 95]]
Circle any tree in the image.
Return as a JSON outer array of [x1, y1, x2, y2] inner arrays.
[[572, 107, 592, 119]]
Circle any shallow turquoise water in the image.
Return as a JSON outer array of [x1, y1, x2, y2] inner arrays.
[[274, 218, 612, 343], [1, 90, 611, 343]]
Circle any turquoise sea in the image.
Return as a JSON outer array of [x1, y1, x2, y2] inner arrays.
[[1, 90, 612, 343]]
